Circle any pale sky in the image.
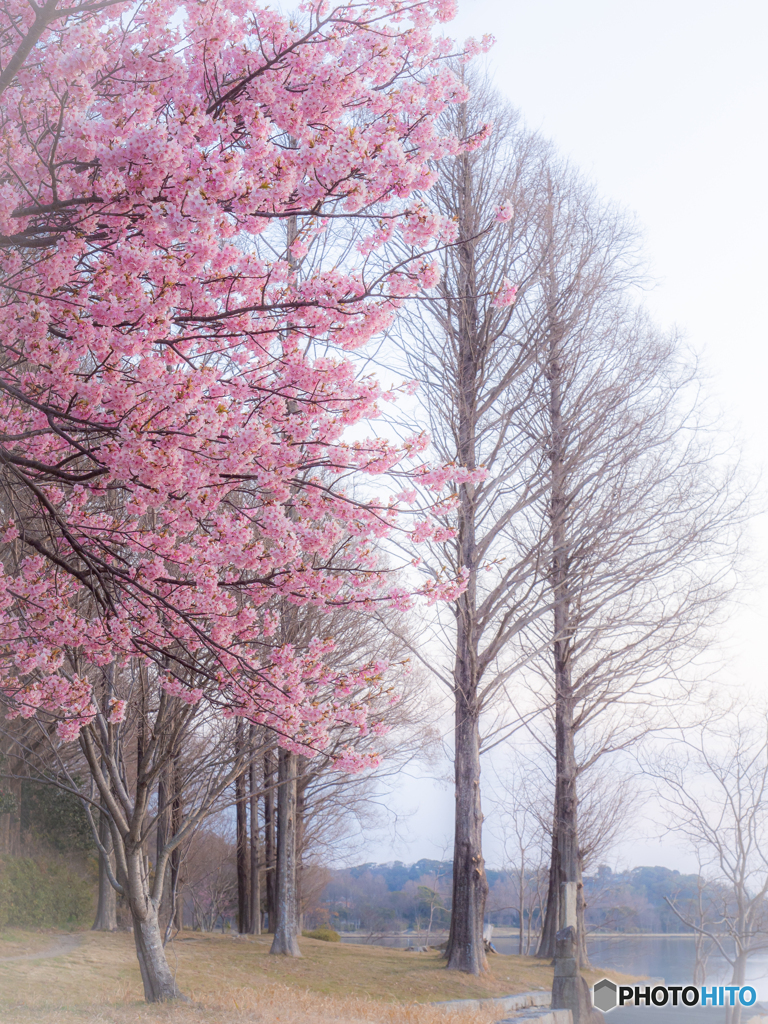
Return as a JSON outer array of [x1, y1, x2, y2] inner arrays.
[[358, 0, 768, 872]]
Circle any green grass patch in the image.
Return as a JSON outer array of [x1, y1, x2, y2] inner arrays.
[[301, 926, 341, 941]]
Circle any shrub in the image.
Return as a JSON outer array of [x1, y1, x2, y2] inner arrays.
[[302, 926, 341, 942], [20, 780, 93, 854], [0, 854, 95, 929]]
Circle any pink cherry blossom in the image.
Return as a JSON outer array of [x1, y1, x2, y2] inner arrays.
[[492, 278, 519, 308], [0, 0, 478, 759]]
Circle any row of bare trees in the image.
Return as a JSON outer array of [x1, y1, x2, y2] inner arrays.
[[0, 592, 436, 974], [388, 71, 746, 990]]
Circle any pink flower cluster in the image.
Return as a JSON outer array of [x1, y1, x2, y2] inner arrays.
[[0, 0, 477, 759], [492, 278, 519, 308]]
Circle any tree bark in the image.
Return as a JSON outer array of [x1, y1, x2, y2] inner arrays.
[[169, 753, 183, 933], [235, 719, 250, 934], [726, 951, 747, 1024], [156, 773, 170, 912], [537, 830, 559, 958], [270, 748, 301, 956], [127, 850, 183, 1002], [576, 864, 590, 968], [132, 902, 182, 1001], [518, 852, 525, 955], [264, 748, 276, 932], [296, 756, 309, 932], [92, 810, 118, 931], [444, 146, 488, 974], [547, 319, 588, 1007], [445, 693, 488, 973], [248, 724, 261, 934], [552, 925, 601, 1024]]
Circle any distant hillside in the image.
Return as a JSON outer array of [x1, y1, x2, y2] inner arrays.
[[308, 861, 705, 935]]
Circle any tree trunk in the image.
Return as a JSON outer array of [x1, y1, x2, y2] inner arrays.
[[726, 952, 747, 1024], [127, 850, 183, 1002], [296, 757, 309, 932], [576, 859, 590, 968], [270, 748, 301, 956], [445, 695, 488, 973], [132, 901, 183, 1002], [554, 696, 579, 931], [248, 725, 261, 935], [156, 773, 170, 915], [526, 889, 536, 954], [3, 773, 21, 855], [537, 829, 559, 958], [550, 334, 581, 949], [92, 811, 118, 931], [518, 854, 525, 955], [170, 753, 183, 933], [444, 158, 488, 973], [235, 720, 250, 934], [552, 924, 600, 1024], [264, 748, 276, 932], [548, 320, 588, 1011]]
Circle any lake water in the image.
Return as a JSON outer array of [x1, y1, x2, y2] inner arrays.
[[340, 933, 768, 1022]]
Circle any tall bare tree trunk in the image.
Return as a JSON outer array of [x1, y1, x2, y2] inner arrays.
[[444, 145, 488, 976], [235, 719, 250, 934], [264, 748, 276, 932], [93, 810, 118, 931], [727, 952, 747, 1024], [550, 321, 582, 949], [170, 753, 183, 933], [547, 321, 593, 1021], [248, 724, 261, 934], [156, 773, 170, 911], [270, 748, 301, 956], [576, 864, 590, 968], [296, 758, 308, 933], [446, 688, 488, 971], [538, 831, 559, 958], [518, 851, 525, 955]]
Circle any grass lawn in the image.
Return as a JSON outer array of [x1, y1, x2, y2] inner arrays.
[[0, 929, 637, 1024]]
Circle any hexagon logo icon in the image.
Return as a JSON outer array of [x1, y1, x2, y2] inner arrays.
[[593, 979, 618, 1012]]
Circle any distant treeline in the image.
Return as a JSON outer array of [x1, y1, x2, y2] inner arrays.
[[310, 861, 706, 936]]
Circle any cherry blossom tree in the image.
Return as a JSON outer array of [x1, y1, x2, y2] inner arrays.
[[0, 0, 484, 1001]]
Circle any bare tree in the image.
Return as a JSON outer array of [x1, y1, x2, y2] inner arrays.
[[389, 75, 560, 975], [267, 598, 440, 951], [183, 822, 238, 932], [489, 744, 637, 962], [0, 660, 270, 1001], [526, 285, 743, 966], [235, 718, 251, 934], [270, 745, 302, 956], [263, 746, 277, 931], [651, 713, 768, 1024], [92, 807, 118, 931], [389, 70, 743, 1004]]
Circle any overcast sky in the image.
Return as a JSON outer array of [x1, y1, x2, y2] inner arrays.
[[360, 0, 768, 872]]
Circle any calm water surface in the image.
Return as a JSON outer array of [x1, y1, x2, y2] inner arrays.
[[340, 933, 768, 1022]]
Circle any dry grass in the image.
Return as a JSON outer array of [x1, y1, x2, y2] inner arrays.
[[0, 929, 61, 959], [0, 929, 638, 1024]]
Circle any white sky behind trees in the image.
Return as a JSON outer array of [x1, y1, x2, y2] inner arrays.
[[358, 0, 768, 873]]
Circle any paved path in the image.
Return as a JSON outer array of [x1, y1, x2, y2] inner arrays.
[[0, 933, 82, 963]]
